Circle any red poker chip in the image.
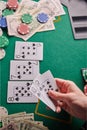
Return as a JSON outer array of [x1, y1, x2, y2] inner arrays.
[[6, 0, 18, 10], [17, 23, 29, 35]]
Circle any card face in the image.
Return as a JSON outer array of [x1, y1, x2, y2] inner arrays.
[[14, 41, 43, 61], [7, 81, 38, 103], [30, 70, 58, 111], [10, 60, 39, 80]]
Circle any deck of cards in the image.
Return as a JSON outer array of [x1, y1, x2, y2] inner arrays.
[[0, 112, 49, 130]]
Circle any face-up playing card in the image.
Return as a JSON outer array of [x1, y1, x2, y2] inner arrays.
[[14, 41, 43, 61], [30, 70, 58, 111], [10, 60, 39, 80], [7, 81, 38, 103]]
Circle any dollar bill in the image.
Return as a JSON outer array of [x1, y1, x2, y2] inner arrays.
[[6, 3, 55, 40], [1, 112, 49, 130], [2, 112, 26, 126], [15, 0, 39, 15], [0, 122, 18, 130], [17, 120, 49, 130]]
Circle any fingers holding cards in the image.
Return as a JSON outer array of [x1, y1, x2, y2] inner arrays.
[[30, 70, 59, 112]]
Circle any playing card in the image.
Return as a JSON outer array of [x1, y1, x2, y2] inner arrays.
[[30, 74, 54, 111], [30, 70, 58, 111], [14, 41, 43, 60], [10, 60, 39, 80], [7, 81, 38, 103]]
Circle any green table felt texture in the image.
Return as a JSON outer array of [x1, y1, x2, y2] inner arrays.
[[0, 3, 87, 130]]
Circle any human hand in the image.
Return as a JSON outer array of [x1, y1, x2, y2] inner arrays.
[[48, 78, 87, 120]]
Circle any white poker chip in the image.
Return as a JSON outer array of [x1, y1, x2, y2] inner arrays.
[[0, 28, 3, 36], [0, 106, 8, 121], [0, 1, 6, 11], [0, 48, 6, 60]]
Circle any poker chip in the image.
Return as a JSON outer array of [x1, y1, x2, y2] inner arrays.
[[0, 28, 3, 36], [6, 0, 18, 10], [0, 48, 6, 60], [0, 17, 7, 28], [17, 23, 29, 35], [37, 12, 49, 23], [0, 1, 6, 11], [21, 13, 32, 24], [0, 106, 8, 121], [2, 8, 14, 17], [0, 36, 9, 48]]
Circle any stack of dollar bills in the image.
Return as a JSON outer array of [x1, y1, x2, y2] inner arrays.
[[0, 112, 49, 130]]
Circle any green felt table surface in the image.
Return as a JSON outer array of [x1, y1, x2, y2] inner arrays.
[[0, 2, 87, 130]]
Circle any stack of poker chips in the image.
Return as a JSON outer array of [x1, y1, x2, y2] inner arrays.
[[17, 13, 33, 35], [6, 0, 19, 10], [0, 28, 9, 60], [0, 0, 19, 28], [81, 68, 87, 96], [0, 0, 19, 60]]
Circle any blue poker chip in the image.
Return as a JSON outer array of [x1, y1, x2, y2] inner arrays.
[[37, 12, 49, 23], [0, 17, 7, 28]]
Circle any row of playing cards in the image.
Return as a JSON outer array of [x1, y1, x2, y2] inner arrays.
[[7, 41, 43, 103]]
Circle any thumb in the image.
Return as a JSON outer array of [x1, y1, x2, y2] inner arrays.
[[48, 90, 69, 101]]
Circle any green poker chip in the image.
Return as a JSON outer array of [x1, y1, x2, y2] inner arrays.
[[0, 36, 9, 48], [21, 13, 32, 24], [2, 9, 14, 16]]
